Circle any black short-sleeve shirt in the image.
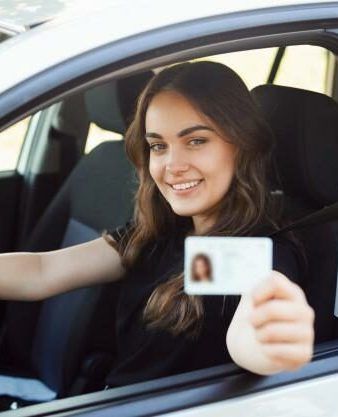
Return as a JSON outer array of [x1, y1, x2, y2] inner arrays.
[[104, 220, 304, 387]]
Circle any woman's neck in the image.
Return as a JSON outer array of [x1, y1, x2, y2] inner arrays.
[[192, 214, 217, 235]]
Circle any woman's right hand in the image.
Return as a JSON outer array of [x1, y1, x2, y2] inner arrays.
[[0, 237, 125, 301]]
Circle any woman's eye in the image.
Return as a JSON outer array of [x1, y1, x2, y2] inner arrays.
[[148, 138, 206, 152], [189, 138, 206, 146], [149, 143, 166, 152]]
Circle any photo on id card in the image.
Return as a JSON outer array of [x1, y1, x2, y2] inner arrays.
[[184, 236, 273, 295]]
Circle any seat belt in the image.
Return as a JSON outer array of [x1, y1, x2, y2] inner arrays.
[[268, 201, 338, 318], [268, 201, 338, 237]]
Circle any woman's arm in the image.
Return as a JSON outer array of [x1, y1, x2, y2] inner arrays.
[[226, 271, 315, 375], [0, 236, 125, 301]]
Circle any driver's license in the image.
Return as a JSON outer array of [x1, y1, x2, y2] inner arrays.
[[184, 236, 273, 295]]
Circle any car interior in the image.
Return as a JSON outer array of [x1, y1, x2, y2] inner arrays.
[[0, 44, 337, 410]]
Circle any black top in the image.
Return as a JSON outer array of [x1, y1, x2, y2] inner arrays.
[[104, 221, 304, 387]]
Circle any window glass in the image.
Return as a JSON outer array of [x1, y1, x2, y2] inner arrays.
[[200, 45, 330, 94], [0, 117, 30, 171], [85, 122, 123, 154], [198, 47, 278, 90], [274, 45, 329, 93], [0, 33, 9, 43]]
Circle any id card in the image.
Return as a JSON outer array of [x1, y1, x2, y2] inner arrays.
[[184, 236, 273, 295]]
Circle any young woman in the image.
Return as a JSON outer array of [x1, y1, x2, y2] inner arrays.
[[0, 61, 314, 389]]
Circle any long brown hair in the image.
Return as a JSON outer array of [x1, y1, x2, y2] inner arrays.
[[103, 61, 278, 338]]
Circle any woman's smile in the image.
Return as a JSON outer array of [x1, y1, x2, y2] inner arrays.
[[168, 179, 204, 195]]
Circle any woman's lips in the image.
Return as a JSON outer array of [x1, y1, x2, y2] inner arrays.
[[169, 179, 203, 195]]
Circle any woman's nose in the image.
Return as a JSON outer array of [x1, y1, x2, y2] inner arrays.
[[165, 148, 189, 174], [165, 162, 189, 175]]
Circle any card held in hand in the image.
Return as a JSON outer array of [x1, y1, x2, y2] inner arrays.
[[184, 236, 273, 295]]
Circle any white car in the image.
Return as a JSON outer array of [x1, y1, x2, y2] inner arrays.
[[0, 1, 337, 416]]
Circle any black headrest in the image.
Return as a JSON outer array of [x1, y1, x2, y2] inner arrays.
[[252, 84, 338, 208], [85, 71, 154, 134]]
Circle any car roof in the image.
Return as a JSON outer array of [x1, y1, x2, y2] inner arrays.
[[0, 0, 337, 94]]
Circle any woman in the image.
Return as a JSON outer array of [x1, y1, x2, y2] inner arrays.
[[190, 253, 213, 282], [0, 61, 314, 389]]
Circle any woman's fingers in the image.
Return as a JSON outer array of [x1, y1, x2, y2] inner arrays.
[[239, 271, 316, 373], [251, 299, 315, 328], [255, 322, 314, 344], [251, 270, 306, 306], [261, 342, 314, 370]]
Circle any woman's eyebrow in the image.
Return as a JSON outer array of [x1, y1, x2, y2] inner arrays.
[[178, 125, 215, 137], [145, 124, 215, 140]]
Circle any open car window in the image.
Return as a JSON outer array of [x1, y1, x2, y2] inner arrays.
[[203, 45, 332, 94]]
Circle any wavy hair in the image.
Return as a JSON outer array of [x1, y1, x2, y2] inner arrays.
[[102, 61, 278, 338]]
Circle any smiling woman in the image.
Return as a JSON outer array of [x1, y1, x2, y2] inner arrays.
[[99, 61, 314, 386], [0, 58, 315, 406]]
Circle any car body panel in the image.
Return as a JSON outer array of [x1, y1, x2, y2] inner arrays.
[[161, 373, 338, 417], [0, 0, 334, 30], [0, 345, 336, 417]]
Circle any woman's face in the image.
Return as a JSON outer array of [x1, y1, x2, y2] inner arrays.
[[145, 90, 237, 234]]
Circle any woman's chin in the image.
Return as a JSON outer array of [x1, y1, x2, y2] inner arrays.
[[170, 207, 199, 217]]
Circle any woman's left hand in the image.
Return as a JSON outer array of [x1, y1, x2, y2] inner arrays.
[[226, 271, 315, 375], [250, 271, 315, 372]]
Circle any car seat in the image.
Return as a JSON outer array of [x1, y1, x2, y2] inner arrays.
[[251, 84, 338, 343], [0, 70, 153, 404]]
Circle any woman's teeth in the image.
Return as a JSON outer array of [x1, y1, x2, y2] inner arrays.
[[171, 180, 202, 190]]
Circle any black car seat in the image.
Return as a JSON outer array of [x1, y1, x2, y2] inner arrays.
[[0, 70, 153, 404], [251, 84, 338, 343]]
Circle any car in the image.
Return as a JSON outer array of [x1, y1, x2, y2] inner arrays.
[[0, 1, 337, 416]]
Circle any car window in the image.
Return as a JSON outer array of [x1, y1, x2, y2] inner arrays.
[[0, 33, 9, 42], [0, 116, 30, 171], [85, 122, 122, 153], [79, 42, 336, 399], [86, 45, 331, 156], [273, 45, 330, 93], [202, 45, 332, 95]]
